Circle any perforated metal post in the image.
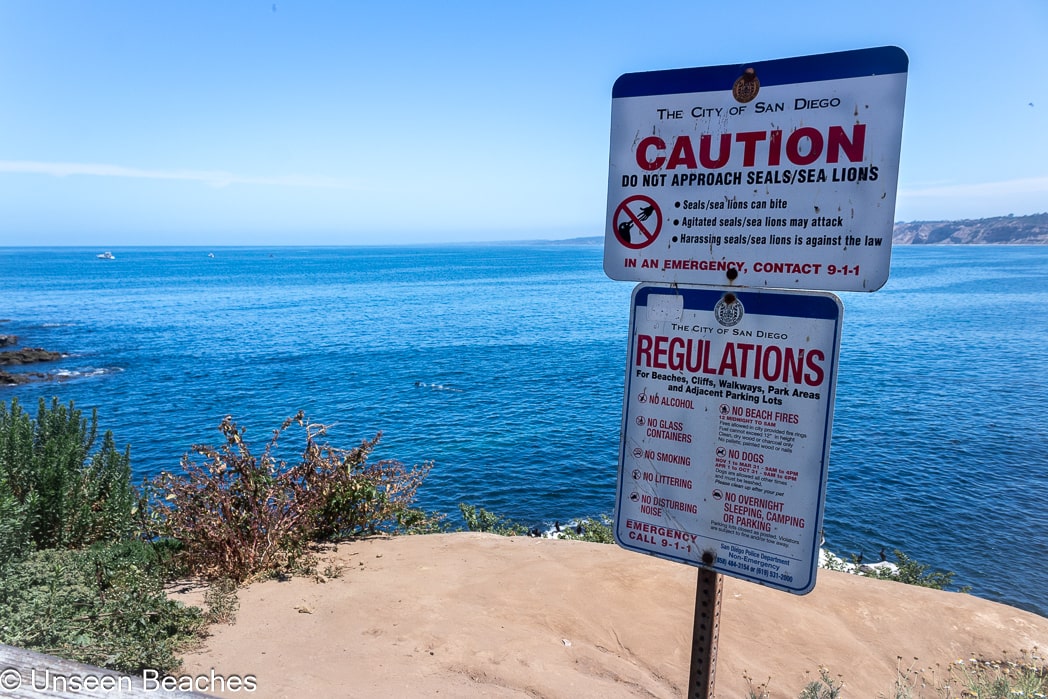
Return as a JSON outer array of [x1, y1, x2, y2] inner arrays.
[[688, 567, 723, 698]]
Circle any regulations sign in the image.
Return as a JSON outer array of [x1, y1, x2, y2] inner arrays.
[[604, 46, 908, 292], [613, 284, 843, 594]]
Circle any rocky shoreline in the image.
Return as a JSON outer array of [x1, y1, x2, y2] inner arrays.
[[0, 331, 66, 386]]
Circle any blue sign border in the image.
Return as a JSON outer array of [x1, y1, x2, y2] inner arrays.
[[613, 45, 907, 98]]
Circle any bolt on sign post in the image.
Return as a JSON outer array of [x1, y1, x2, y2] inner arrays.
[[604, 46, 908, 293]]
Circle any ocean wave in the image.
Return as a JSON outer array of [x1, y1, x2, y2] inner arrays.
[[53, 367, 123, 380], [414, 381, 463, 392]]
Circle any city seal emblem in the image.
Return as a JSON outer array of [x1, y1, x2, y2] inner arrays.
[[714, 294, 744, 327], [732, 67, 760, 104]]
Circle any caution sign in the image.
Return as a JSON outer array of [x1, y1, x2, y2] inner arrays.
[[603, 46, 908, 292], [613, 284, 843, 594]]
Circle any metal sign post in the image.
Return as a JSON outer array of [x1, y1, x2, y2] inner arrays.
[[689, 568, 723, 699]]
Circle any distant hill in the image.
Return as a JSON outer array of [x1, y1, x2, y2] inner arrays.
[[892, 213, 1048, 244]]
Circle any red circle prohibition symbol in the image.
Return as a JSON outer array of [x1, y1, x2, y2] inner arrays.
[[613, 195, 662, 249]]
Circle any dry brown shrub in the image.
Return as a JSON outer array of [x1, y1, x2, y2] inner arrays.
[[146, 412, 432, 583]]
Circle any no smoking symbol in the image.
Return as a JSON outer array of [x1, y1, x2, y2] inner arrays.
[[613, 195, 661, 249]]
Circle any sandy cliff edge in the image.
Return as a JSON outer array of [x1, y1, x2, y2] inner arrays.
[[177, 532, 1048, 698]]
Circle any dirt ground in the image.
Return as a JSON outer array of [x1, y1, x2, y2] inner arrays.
[[177, 533, 1048, 698]]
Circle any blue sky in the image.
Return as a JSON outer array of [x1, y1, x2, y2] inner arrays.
[[1, 1, 1045, 246]]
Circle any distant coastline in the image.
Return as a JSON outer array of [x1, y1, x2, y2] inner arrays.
[[891, 212, 1048, 244], [548, 212, 1048, 246]]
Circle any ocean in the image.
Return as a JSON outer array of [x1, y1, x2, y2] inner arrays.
[[1, 243, 1046, 617]]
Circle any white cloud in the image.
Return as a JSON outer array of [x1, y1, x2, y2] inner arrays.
[[0, 160, 365, 190]]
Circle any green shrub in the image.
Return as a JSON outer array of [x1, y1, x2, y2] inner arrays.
[[455, 509, 614, 543], [148, 412, 435, 582], [0, 397, 134, 557], [761, 652, 1048, 698], [203, 578, 240, 625], [458, 503, 529, 536], [560, 515, 615, 544], [941, 651, 1047, 698], [867, 550, 970, 592], [0, 542, 204, 674], [799, 668, 844, 699], [0, 484, 32, 565], [821, 548, 970, 593]]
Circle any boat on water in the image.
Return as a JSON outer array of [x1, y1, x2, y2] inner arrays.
[[96, 251, 115, 260]]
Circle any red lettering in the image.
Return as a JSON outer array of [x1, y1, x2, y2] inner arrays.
[[735, 131, 767, 167], [786, 127, 823, 166], [826, 124, 866, 163], [636, 334, 653, 366], [783, 347, 804, 384], [666, 136, 697, 169], [667, 337, 684, 370], [768, 129, 782, 166], [636, 136, 666, 171], [805, 349, 826, 386], [761, 345, 782, 380], [635, 335, 826, 386], [633, 125, 866, 171], [734, 343, 753, 376], [699, 133, 731, 169], [718, 343, 737, 376], [653, 335, 669, 368]]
